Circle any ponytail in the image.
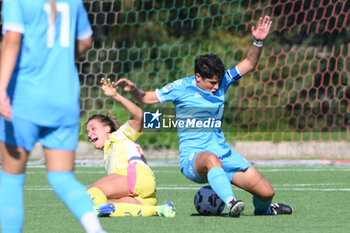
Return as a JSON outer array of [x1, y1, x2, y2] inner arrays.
[[50, 0, 57, 24]]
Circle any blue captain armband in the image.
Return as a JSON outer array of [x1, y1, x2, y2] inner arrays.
[[227, 66, 242, 81]]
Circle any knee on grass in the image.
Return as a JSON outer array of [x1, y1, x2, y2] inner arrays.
[[88, 187, 107, 205]]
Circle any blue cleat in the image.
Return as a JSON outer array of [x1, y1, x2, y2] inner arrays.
[[95, 203, 116, 217]]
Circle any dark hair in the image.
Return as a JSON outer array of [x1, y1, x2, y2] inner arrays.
[[86, 111, 121, 133], [194, 54, 226, 81]]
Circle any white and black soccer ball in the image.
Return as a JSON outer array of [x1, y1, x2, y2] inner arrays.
[[194, 185, 225, 215]]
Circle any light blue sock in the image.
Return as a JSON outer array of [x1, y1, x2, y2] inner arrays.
[[47, 172, 94, 221], [0, 170, 25, 233], [207, 167, 235, 204], [253, 196, 273, 215]]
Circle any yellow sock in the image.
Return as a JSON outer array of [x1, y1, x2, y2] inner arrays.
[[109, 203, 157, 217], [87, 187, 107, 205]]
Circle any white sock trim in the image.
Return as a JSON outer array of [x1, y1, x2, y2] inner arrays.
[[225, 197, 235, 207], [80, 211, 104, 233]]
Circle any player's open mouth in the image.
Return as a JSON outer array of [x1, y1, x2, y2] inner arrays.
[[90, 137, 98, 143]]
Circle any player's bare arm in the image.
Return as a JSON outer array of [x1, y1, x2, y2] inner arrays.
[[115, 78, 159, 105], [101, 77, 143, 132], [75, 37, 93, 58], [236, 15, 272, 76], [0, 31, 22, 121]]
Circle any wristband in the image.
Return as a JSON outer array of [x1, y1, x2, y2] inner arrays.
[[253, 39, 263, 47]]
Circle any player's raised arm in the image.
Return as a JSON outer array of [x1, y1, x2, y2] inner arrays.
[[101, 78, 143, 132], [236, 15, 272, 76], [115, 78, 160, 105]]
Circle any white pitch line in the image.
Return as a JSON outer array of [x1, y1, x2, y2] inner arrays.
[[155, 187, 350, 191], [274, 188, 350, 191], [23, 185, 350, 192], [274, 183, 346, 187], [24, 168, 350, 175], [258, 168, 350, 172], [26, 171, 106, 174]]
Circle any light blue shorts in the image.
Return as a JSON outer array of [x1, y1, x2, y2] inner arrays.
[[180, 149, 252, 183], [0, 116, 79, 151]]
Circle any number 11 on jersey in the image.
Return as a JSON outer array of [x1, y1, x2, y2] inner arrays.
[[43, 2, 70, 48]]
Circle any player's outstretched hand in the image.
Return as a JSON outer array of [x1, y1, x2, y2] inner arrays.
[[251, 15, 272, 41], [100, 77, 120, 98], [114, 78, 136, 92]]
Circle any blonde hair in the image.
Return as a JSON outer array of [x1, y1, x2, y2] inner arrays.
[[50, 0, 57, 24]]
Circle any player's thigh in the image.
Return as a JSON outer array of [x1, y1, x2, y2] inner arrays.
[[221, 149, 251, 182], [0, 116, 36, 173], [0, 142, 29, 174], [232, 166, 274, 200], [180, 152, 208, 183], [41, 124, 79, 172], [44, 148, 75, 172], [194, 151, 223, 178], [90, 173, 130, 199], [132, 164, 157, 205], [0, 116, 38, 151], [110, 197, 140, 204]]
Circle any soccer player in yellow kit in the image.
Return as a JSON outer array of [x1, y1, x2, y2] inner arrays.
[[86, 78, 175, 217]]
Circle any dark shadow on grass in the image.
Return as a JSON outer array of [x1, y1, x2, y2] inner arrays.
[[190, 213, 227, 217], [191, 212, 256, 217]]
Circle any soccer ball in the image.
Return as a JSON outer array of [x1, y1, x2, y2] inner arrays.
[[194, 185, 225, 215]]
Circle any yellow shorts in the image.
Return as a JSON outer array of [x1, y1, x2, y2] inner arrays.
[[115, 163, 157, 206]]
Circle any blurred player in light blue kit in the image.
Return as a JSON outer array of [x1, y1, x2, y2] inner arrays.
[[0, 0, 105, 232], [115, 16, 293, 217]]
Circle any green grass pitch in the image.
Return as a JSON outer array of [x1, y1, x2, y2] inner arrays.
[[21, 164, 350, 233]]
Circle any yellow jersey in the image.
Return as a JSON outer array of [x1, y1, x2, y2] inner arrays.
[[103, 122, 150, 174]]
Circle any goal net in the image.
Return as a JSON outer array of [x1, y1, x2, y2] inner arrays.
[[1, 0, 349, 161]]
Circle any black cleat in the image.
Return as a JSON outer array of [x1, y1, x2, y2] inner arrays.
[[228, 200, 245, 217], [270, 203, 293, 215]]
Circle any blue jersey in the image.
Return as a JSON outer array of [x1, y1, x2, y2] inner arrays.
[[156, 66, 242, 163], [2, 0, 92, 126]]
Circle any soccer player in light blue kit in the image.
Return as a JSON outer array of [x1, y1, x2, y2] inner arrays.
[[116, 16, 292, 217], [0, 0, 105, 232]]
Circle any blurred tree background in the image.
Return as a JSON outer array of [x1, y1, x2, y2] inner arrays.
[[0, 0, 349, 151]]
